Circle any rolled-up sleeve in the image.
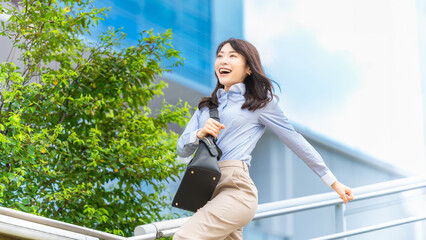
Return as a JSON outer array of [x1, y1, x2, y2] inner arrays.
[[258, 99, 337, 186], [177, 108, 202, 158]]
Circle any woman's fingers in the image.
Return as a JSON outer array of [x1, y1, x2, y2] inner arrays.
[[341, 187, 354, 204], [208, 122, 220, 132], [204, 118, 225, 138], [206, 126, 219, 138], [198, 118, 226, 139], [331, 181, 354, 205], [206, 124, 219, 132], [337, 186, 348, 204], [346, 188, 354, 201], [205, 125, 220, 138], [208, 118, 225, 129], [340, 193, 348, 204]]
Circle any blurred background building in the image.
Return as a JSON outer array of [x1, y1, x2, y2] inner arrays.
[[91, 0, 426, 239], [2, 0, 426, 239]]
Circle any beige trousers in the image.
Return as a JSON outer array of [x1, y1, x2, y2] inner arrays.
[[173, 160, 258, 240]]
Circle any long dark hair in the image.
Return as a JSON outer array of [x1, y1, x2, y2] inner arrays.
[[198, 38, 274, 111]]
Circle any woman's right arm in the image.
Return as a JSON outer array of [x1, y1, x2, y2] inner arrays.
[[177, 108, 225, 158], [177, 108, 202, 158]]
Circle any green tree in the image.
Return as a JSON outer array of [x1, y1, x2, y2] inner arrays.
[[0, 0, 190, 236]]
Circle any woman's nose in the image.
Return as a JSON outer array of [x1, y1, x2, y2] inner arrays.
[[219, 56, 229, 64]]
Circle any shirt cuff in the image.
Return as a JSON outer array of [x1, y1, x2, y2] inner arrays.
[[321, 171, 337, 187], [189, 129, 200, 145]]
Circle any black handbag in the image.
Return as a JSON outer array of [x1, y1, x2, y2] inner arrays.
[[172, 107, 222, 212]]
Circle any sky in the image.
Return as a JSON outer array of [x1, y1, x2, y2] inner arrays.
[[245, 0, 426, 174]]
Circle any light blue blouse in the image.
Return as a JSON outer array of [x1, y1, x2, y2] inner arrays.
[[176, 83, 337, 186]]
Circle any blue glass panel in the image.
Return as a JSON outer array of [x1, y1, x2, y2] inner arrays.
[[93, 0, 213, 89]]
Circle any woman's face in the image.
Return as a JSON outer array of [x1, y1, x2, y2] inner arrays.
[[215, 43, 251, 92]]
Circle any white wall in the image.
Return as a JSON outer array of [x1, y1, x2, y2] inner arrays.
[[244, 128, 422, 240]]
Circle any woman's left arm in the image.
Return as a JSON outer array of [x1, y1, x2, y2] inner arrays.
[[258, 99, 354, 203], [258, 99, 336, 186]]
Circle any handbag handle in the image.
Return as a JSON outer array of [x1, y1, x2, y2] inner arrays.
[[207, 107, 222, 159], [209, 107, 220, 123]]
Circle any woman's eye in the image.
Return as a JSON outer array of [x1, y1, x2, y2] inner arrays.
[[230, 55, 237, 58]]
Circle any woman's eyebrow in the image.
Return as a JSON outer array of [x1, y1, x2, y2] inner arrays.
[[218, 50, 238, 54]]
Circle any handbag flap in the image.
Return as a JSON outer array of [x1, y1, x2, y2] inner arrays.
[[200, 137, 219, 157]]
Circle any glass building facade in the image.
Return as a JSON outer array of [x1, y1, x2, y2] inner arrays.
[[95, 0, 214, 90]]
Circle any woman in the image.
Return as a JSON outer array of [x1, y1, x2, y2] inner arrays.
[[174, 38, 353, 240]]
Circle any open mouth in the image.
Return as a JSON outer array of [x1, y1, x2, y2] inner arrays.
[[218, 68, 232, 75]]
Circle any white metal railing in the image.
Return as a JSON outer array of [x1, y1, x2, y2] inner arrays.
[[0, 205, 158, 240], [0, 176, 424, 239], [134, 175, 426, 239], [311, 215, 426, 240]]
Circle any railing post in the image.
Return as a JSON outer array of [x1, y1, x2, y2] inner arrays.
[[335, 203, 347, 240]]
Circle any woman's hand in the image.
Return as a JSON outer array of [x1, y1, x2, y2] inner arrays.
[[331, 181, 354, 204], [196, 118, 225, 139]]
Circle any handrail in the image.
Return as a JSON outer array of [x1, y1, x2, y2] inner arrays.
[[0, 205, 162, 240], [0, 176, 423, 239], [311, 215, 426, 240], [255, 175, 426, 213], [134, 175, 426, 239], [255, 180, 426, 219]]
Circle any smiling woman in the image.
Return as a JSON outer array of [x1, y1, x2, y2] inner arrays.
[[215, 43, 251, 92], [173, 38, 353, 240]]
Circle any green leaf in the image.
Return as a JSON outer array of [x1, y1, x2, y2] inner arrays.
[[0, 0, 188, 236]]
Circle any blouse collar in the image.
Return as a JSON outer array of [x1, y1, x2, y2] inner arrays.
[[216, 83, 246, 99]]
